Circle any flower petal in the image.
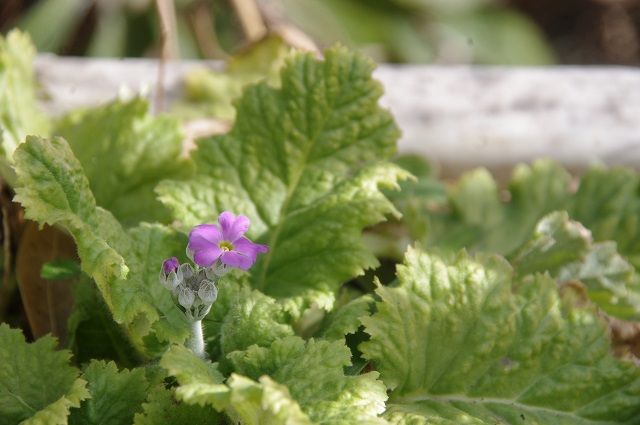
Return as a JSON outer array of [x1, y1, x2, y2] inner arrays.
[[193, 246, 223, 268], [218, 211, 250, 242], [188, 224, 222, 251], [221, 250, 254, 270], [234, 237, 268, 260]]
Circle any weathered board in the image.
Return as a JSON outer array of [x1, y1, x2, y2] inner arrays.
[[36, 55, 640, 178]]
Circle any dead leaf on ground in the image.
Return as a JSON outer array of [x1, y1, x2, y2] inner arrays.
[[16, 222, 77, 345]]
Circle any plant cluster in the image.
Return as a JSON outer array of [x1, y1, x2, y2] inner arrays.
[[0, 30, 639, 425]]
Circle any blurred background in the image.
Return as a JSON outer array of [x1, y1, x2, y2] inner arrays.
[[1, 0, 639, 65]]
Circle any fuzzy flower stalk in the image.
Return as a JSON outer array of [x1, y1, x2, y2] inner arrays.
[[159, 211, 267, 358]]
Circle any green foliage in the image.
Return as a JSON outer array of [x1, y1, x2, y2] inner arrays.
[[133, 386, 222, 425], [159, 46, 407, 309], [0, 30, 49, 183], [69, 360, 149, 425], [3, 32, 640, 425], [54, 98, 191, 226], [361, 248, 640, 424], [510, 211, 640, 319], [163, 336, 387, 424], [14, 136, 190, 355], [0, 324, 89, 425]]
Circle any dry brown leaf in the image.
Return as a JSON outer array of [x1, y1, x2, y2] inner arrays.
[[16, 222, 77, 345]]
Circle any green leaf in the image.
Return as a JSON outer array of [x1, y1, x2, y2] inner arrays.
[[510, 211, 590, 277], [228, 336, 388, 424], [54, 98, 191, 226], [360, 247, 640, 424], [40, 259, 81, 280], [175, 35, 291, 121], [510, 211, 640, 319], [163, 335, 387, 424], [319, 294, 373, 340], [570, 166, 640, 268], [14, 136, 189, 355], [133, 386, 222, 425], [423, 160, 573, 255], [69, 360, 149, 425], [218, 285, 295, 359], [224, 374, 314, 425], [160, 345, 228, 409], [0, 30, 50, 183], [0, 324, 89, 425], [66, 277, 139, 366], [158, 47, 406, 308], [198, 279, 295, 363]]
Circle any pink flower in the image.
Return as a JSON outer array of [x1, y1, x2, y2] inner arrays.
[[187, 211, 268, 270]]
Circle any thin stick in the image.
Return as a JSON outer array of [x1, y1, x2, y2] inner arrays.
[[154, 0, 179, 113], [230, 0, 267, 43]]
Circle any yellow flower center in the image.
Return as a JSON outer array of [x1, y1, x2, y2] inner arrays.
[[219, 240, 234, 252]]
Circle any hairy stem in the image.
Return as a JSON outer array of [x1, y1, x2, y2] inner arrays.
[[187, 320, 205, 359]]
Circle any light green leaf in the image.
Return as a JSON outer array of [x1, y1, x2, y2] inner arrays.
[[228, 336, 388, 424], [510, 211, 640, 319], [14, 136, 189, 355], [160, 345, 226, 408], [0, 324, 89, 425], [175, 35, 291, 121], [54, 98, 191, 226], [218, 285, 295, 358], [225, 374, 314, 425], [0, 30, 50, 183], [199, 280, 295, 362], [361, 247, 640, 424], [159, 47, 405, 308], [133, 386, 222, 425], [163, 335, 387, 423], [69, 360, 148, 425]]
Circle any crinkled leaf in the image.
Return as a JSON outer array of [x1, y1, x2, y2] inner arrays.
[[133, 386, 222, 425], [163, 335, 386, 424], [0, 30, 49, 183], [54, 98, 190, 226], [511, 211, 640, 319], [361, 248, 640, 424], [228, 336, 388, 424], [160, 345, 226, 407], [218, 285, 295, 358], [14, 136, 189, 354], [69, 360, 148, 425], [200, 279, 294, 362], [225, 375, 313, 425], [0, 324, 89, 425], [159, 47, 405, 308]]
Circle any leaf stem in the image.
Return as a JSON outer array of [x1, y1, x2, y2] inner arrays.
[[187, 319, 205, 359]]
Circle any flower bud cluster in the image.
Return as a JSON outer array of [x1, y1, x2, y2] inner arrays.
[[160, 256, 228, 322], [159, 211, 268, 323]]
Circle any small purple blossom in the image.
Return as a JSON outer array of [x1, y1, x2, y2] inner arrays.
[[162, 257, 180, 275], [187, 211, 268, 270]]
